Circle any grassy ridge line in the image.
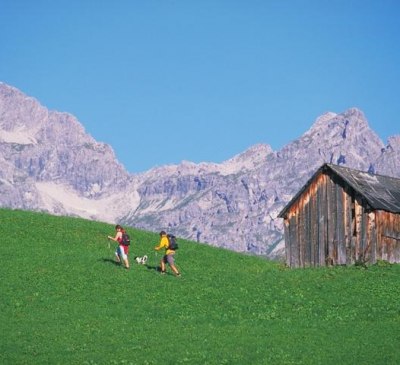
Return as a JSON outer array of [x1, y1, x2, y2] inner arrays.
[[0, 208, 400, 365]]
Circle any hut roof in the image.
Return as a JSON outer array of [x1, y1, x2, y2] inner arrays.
[[279, 163, 400, 218]]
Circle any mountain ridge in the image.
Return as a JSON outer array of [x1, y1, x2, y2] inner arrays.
[[1, 82, 399, 258]]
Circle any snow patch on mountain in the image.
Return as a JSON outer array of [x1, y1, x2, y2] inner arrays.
[[0, 126, 37, 144], [36, 181, 141, 223]]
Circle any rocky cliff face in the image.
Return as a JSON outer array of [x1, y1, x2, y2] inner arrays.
[[0, 83, 129, 194], [0, 82, 132, 220], [125, 108, 397, 257], [1, 82, 399, 258]]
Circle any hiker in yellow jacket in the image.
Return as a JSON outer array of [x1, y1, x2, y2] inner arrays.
[[154, 231, 181, 276]]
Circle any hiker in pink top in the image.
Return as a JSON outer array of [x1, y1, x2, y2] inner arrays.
[[108, 224, 130, 269]]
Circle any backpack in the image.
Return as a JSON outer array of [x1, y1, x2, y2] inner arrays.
[[167, 234, 178, 250], [121, 232, 131, 246]]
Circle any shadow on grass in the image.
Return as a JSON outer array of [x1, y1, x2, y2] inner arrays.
[[100, 258, 122, 267], [101, 258, 164, 274], [146, 264, 161, 272], [145, 265, 180, 277]]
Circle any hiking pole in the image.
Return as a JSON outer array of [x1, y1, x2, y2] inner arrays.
[[107, 235, 114, 250]]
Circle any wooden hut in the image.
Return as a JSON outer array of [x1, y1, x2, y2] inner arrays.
[[278, 163, 400, 268]]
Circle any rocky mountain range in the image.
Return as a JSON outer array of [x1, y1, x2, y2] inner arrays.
[[1, 82, 399, 258]]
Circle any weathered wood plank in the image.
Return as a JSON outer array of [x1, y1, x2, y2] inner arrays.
[[284, 219, 290, 267], [360, 202, 368, 262], [368, 211, 377, 264], [300, 207, 306, 268], [289, 215, 298, 267], [336, 182, 346, 265], [376, 210, 382, 260], [354, 196, 362, 262], [310, 188, 317, 267], [304, 196, 311, 267], [395, 214, 400, 262], [326, 176, 336, 265], [387, 213, 394, 262], [344, 187, 352, 265], [318, 174, 327, 266]]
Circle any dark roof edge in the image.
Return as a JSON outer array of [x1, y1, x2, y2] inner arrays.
[[278, 163, 400, 218], [278, 163, 329, 218], [325, 163, 400, 213]]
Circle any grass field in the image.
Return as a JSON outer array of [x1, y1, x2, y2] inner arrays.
[[1, 208, 400, 364]]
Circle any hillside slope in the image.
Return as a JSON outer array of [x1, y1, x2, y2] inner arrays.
[[1, 208, 400, 364]]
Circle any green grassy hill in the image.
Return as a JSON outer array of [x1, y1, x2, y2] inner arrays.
[[1, 208, 400, 365]]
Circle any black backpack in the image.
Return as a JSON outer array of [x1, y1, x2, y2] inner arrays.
[[121, 232, 131, 246], [167, 234, 178, 250]]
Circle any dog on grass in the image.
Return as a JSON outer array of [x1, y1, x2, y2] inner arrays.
[[134, 255, 148, 265]]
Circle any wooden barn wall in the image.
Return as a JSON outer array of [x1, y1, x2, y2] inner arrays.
[[317, 178, 326, 266], [375, 211, 400, 263], [343, 185, 352, 265], [284, 172, 332, 268], [283, 171, 400, 268], [352, 194, 372, 264]]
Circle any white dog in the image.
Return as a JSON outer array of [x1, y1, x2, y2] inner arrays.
[[134, 255, 148, 265]]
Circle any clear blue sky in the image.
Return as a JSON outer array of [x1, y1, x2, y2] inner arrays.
[[1, 0, 399, 173]]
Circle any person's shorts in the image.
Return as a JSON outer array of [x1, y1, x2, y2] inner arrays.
[[163, 254, 175, 265], [116, 245, 129, 260]]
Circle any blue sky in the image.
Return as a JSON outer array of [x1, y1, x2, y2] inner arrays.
[[1, 1, 399, 173]]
